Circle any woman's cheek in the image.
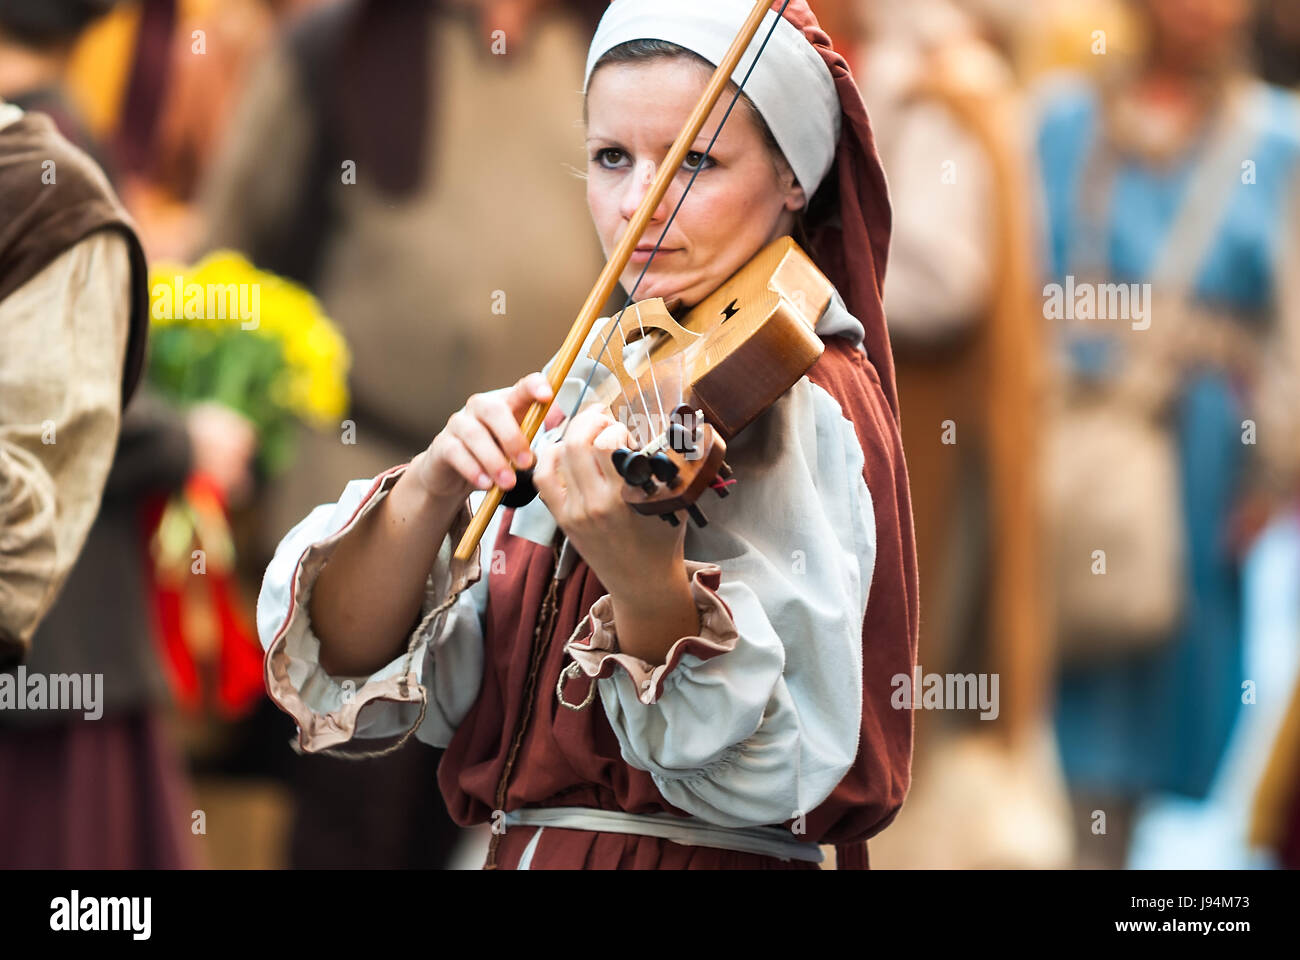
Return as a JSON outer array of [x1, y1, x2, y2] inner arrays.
[[586, 183, 616, 253], [679, 196, 728, 270]]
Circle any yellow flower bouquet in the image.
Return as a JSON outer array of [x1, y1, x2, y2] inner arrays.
[[147, 249, 350, 475]]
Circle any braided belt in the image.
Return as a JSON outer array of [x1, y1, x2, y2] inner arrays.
[[502, 806, 824, 864]]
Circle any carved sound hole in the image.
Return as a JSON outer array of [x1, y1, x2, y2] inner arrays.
[[720, 299, 740, 323]]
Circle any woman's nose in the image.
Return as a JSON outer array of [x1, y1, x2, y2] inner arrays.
[[620, 159, 673, 223]]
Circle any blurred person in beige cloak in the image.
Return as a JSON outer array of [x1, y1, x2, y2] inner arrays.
[[198, 0, 609, 867], [841, 0, 1069, 867], [0, 0, 149, 677], [0, 0, 168, 864]]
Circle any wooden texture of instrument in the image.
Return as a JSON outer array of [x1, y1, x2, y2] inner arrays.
[[589, 236, 831, 524], [589, 236, 831, 442]]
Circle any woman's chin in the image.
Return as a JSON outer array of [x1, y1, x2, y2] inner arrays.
[[622, 273, 679, 305]]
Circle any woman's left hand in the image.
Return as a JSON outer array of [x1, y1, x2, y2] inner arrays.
[[533, 404, 688, 596]]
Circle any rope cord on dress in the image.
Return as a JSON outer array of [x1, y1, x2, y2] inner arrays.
[[293, 584, 458, 761], [485, 540, 566, 869]]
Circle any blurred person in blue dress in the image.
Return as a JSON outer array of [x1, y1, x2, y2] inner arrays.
[[1032, 0, 1300, 867]]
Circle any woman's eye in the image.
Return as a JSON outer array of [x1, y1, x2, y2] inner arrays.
[[682, 151, 715, 172], [593, 148, 627, 168]]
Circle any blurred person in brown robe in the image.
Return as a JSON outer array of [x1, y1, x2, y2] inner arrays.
[[197, 0, 608, 868], [0, 0, 261, 867], [845, 0, 1068, 868]]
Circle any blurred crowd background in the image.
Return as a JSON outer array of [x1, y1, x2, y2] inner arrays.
[[1, 0, 1298, 870]]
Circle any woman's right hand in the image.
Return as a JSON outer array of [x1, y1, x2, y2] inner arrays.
[[411, 372, 558, 503]]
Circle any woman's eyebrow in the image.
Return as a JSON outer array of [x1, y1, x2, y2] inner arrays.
[[681, 134, 720, 151], [583, 136, 717, 151]]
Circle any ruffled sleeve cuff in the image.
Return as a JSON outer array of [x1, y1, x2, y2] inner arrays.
[[562, 561, 738, 705], [262, 463, 482, 753]]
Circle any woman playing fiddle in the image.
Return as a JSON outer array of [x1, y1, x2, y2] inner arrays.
[[257, 0, 918, 870]]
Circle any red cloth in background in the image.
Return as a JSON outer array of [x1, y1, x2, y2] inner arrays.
[[144, 474, 265, 719]]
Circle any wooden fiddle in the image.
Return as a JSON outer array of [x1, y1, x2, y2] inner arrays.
[[582, 235, 833, 527]]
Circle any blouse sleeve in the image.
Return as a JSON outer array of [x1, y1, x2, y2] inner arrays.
[[256, 463, 496, 753], [561, 372, 876, 829], [0, 233, 131, 664]]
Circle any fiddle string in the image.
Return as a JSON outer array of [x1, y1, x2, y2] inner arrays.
[[617, 308, 651, 448], [558, 0, 792, 445], [631, 301, 670, 443], [572, 304, 650, 448]]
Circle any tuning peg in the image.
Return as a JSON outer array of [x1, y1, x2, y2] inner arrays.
[[612, 449, 657, 494], [666, 421, 694, 454], [647, 452, 679, 486], [660, 513, 680, 527], [686, 504, 708, 528], [610, 447, 634, 479]]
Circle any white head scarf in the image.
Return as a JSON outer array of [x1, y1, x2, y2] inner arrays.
[[583, 0, 842, 199]]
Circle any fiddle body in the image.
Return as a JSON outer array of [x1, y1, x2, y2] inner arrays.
[[585, 234, 834, 526]]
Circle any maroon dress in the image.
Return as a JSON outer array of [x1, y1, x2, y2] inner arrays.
[[435, 338, 918, 869]]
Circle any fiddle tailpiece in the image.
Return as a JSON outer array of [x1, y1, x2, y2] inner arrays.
[[610, 403, 733, 529]]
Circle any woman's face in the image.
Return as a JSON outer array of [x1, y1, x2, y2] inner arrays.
[[585, 58, 806, 309]]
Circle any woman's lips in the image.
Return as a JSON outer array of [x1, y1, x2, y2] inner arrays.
[[629, 246, 679, 264]]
